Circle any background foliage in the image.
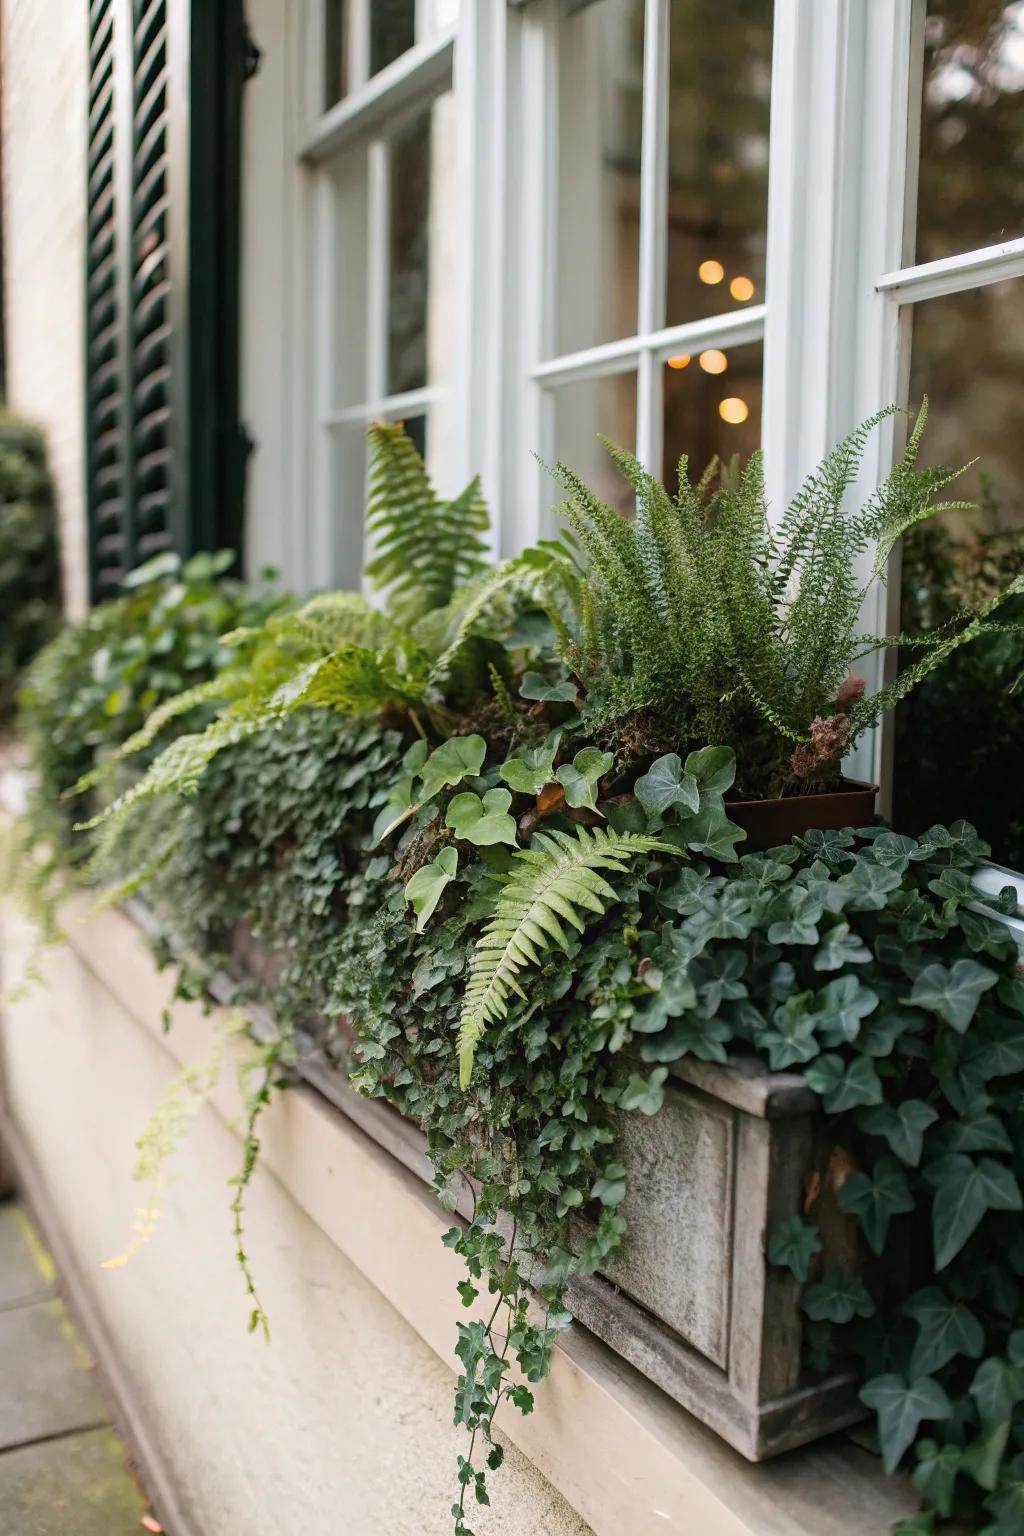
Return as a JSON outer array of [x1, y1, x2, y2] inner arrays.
[[894, 513, 1024, 871], [0, 412, 61, 717], [17, 419, 1024, 1534]]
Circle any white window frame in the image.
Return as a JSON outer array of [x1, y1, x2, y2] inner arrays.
[[270, 0, 1022, 796], [298, 1, 460, 585], [505, 0, 769, 551], [763, 0, 1024, 796]]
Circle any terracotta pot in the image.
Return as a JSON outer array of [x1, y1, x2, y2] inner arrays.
[[726, 779, 878, 852]]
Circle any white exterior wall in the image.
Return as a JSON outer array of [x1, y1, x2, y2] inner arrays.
[[1, 0, 90, 617], [0, 902, 592, 1536]]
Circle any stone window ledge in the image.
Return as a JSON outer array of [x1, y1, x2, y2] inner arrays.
[[31, 892, 921, 1536]]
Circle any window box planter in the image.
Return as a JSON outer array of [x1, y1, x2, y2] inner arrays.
[[304, 1033, 866, 1460], [211, 910, 872, 1460]]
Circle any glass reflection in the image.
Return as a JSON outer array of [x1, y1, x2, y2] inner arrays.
[[916, 1, 1024, 260], [665, 0, 773, 326], [371, 0, 417, 78], [892, 279, 1024, 864], [324, 0, 349, 108], [662, 341, 763, 496], [553, 0, 644, 356], [545, 373, 639, 533], [388, 107, 433, 396]]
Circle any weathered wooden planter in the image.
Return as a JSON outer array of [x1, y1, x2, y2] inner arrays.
[[146, 884, 1024, 1464], [290, 1036, 865, 1462]]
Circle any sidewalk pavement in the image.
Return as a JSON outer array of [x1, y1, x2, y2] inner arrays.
[[0, 1200, 159, 1534]]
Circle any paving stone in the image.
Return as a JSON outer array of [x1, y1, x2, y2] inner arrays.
[[0, 1426, 149, 1535], [0, 1300, 106, 1451], [0, 1204, 53, 1310]]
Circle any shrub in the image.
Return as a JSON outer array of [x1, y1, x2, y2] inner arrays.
[[18, 419, 1024, 1534], [18, 549, 284, 860], [0, 413, 60, 717], [894, 512, 1024, 868]]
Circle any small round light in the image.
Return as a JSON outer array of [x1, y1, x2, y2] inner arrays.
[[698, 349, 728, 375], [666, 354, 691, 370], [729, 275, 755, 302], [718, 396, 749, 424], [698, 260, 725, 285]]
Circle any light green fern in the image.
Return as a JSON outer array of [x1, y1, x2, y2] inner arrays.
[[364, 421, 490, 624], [457, 827, 679, 1088]]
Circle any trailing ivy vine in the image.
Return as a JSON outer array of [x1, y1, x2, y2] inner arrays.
[[13, 416, 1024, 1533]]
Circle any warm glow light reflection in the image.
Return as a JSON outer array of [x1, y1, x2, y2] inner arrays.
[[666, 354, 691, 370], [698, 260, 725, 285], [729, 275, 755, 302], [719, 396, 749, 424], [698, 349, 728, 375]]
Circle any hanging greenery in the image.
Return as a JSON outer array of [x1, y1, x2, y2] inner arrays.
[[13, 416, 1024, 1534]]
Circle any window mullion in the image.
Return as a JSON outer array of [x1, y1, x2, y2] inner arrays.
[[635, 0, 669, 472], [365, 137, 390, 407], [350, 0, 371, 92]]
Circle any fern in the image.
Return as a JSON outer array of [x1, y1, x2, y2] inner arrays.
[[457, 827, 679, 1087], [364, 421, 490, 624], [540, 404, 1024, 788]]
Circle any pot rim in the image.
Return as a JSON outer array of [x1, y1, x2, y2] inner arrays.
[[727, 778, 879, 809]]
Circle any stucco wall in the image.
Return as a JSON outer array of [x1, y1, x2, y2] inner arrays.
[[0, 905, 592, 1536], [1, 0, 89, 617]]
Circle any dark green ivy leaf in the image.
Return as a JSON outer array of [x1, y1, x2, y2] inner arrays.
[[838, 1156, 915, 1255], [804, 1053, 883, 1112], [912, 1438, 962, 1518], [983, 1451, 1024, 1530], [925, 1154, 1023, 1269], [813, 921, 872, 971], [859, 1373, 953, 1474], [767, 1217, 822, 1282], [908, 959, 1000, 1032], [904, 1286, 985, 1376], [802, 1267, 876, 1324], [619, 1067, 668, 1116], [857, 1099, 938, 1166], [970, 1348, 1024, 1428]]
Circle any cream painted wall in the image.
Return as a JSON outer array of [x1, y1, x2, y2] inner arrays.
[[1, 0, 90, 616], [0, 906, 592, 1536]]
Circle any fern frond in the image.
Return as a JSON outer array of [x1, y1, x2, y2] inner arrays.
[[422, 561, 527, 685], [457, 828, 679, 1087], [71, 677, 235, 794], [364, 421, 490, 623]]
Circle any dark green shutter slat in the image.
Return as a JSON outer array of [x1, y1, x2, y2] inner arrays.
[[85, 0, 127, 599], [85, 0, 249, 599], [129, 0, 174, 561]]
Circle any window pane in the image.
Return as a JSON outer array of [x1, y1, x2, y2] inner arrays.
[[331, 149, 369, 409], [543, 373, 639, 533], [915, 2, 1024, 261], [662, 340, 763, 495], [324, 0, 349, 109], [906, 282, 1024, 527], [388, 94, 455, 396], [371, 0, 417, 77], [892, 281, 1024, 865], [329, 422, 370, 588], [665, 0, 772, 327], [552, 0, 644, 357]]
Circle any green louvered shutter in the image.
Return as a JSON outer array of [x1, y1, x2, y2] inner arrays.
[[85, 0, 128, 599], [128, 0, 176, 570], [84, 1, 252, 602]]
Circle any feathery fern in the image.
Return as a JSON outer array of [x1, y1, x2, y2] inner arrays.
[[542, 404, 1024, 790], [364, 421, 490, 624], [457, 827, 680, 1087]]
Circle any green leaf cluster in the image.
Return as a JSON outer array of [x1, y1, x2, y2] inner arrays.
[[536, 405, 1024, 794], [0, 412, 60, 717]]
